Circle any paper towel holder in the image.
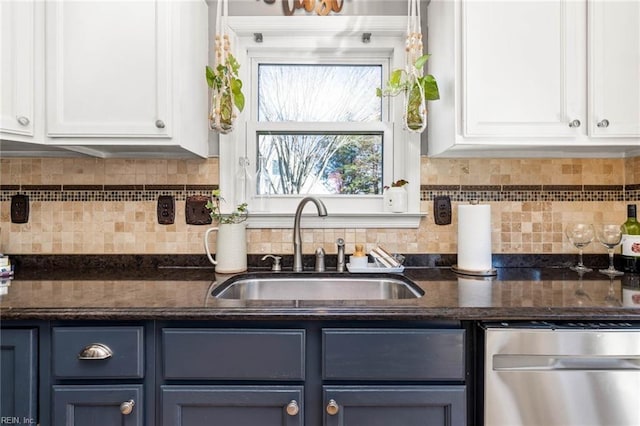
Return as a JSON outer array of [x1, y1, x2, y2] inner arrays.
[[451, 265, 497, 277]]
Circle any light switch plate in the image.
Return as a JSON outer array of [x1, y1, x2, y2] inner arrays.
[[433, 195, 452, 225], [11, 194, 29, 223], [157, 195, 175, 225], [185, 195, 212, 225]]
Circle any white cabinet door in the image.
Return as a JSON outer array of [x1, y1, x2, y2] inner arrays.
[[462, 0, 586, 138], [589, 0, 640, 138], [0, 0, 35, 136], [45, 0, 171, 137]]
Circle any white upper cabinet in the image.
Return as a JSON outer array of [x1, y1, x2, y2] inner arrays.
[[589, 0, 640, 138], [1, 0, 208, 158], [0, 0, 37, 137], [427, 0, 640, 157], [462, 1, 585, 138], [45, 0, 171, 138]]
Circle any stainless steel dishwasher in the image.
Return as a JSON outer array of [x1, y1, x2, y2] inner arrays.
[[484, 322, 640, 426]]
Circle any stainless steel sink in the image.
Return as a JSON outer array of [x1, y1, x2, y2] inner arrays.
[[212, 273, 424, 300]]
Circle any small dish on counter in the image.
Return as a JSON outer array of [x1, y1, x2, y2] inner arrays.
[[346, 263, 405, 273]]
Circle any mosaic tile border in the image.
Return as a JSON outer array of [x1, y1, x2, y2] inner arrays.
[[421, 184, 639, 203], [0, 184, 637, 203], [0, 184, 218, 202]]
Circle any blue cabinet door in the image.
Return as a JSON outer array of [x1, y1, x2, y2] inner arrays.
[[0, 328, 37, 424], [323, 386, 466, 426], [161, 385, 304, 426], [52, 385, 143, 426]]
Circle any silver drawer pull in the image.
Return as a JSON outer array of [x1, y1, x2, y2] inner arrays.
[[155, 119, 166, 129], [568, 119, 581, 128], [120, 399, 135, 415], [17, 116, 30, 126], [78, 343, 113, 360]]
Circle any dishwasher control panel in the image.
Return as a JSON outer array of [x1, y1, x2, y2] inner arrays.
[[484, 320, 639, 329]]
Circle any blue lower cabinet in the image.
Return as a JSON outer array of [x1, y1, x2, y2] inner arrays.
[[52, 385, 143, 426], [161, 385, 304, 426], [323, 386, 466, 426], [0, 328, 37, 423]]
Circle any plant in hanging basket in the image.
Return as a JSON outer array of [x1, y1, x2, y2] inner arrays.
[[206, 53, 245, 134], [377, 54, 440, 132]]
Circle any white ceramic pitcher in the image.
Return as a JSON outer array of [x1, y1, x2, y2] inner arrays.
[[204, 223, 247, 273]]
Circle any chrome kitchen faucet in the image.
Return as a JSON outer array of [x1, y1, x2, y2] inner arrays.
[[293, 197, 327, 272]]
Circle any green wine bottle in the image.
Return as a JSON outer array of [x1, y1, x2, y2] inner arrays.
[[621, 204, 640, 273]]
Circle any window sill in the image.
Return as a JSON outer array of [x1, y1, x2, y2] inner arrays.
[[246, 212, 425, 229]]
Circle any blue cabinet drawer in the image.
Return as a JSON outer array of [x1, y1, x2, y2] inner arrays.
[[322, 329, 465, 381], [163, 329, 305, 380], [161, 385, 304, 426], [53, 385, 143, 426], [52, 326, 144, 379]]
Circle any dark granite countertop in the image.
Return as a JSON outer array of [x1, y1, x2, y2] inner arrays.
[[2, 264, 639, 321]]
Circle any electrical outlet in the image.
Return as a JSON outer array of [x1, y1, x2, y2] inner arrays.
[[157, 195, 175, 225], [433, 195, 452, 225], [185, 195, 212, 225], [11, 194, 29, 223]]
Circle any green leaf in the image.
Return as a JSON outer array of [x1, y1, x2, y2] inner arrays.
[[389, 69, 404, 87], [375, 87, 383, 97], [420, 75, 440, 101], [414, 54, 431, 70], [233, 91, 245, 112], [227, 54, 240, 74], [230, 78, 245, 112], [205, 65, 215, 88]]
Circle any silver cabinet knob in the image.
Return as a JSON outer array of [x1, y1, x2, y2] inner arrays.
[[155, 120, 165, 129], [16, 116, 30, 126], [326, 399, 339, 416], [120, 399, 135, 415], [597, 119, 610, 128], [286, 400, 299, 416], [78, 343, 113, 360], [568, 119, 581, 128]]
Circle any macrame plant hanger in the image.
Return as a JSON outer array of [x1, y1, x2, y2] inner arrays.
[[209, 0, 237, 134], [404, 0, 427, 133]]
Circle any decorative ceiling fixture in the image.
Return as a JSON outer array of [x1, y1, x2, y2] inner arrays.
[[261, 0, 344, 16]]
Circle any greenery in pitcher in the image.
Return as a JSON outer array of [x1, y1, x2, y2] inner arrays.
[[206, 189, 248, 224]]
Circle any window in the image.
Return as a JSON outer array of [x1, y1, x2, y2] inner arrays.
[[257, 64, 384, 196], [219, 16, 422, 228]]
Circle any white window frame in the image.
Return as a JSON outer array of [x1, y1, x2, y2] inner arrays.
[[219, 16, 423, 228]]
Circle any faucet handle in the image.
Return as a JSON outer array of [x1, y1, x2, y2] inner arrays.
[[315, 247, 326, 272], [336, 238, 346, 272], [261, 254, 282, 272]]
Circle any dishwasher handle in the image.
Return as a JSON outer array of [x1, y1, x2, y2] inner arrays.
[[493, 355, 640, 371]]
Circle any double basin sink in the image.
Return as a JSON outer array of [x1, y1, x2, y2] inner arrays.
[[212, 272, 424, 301]]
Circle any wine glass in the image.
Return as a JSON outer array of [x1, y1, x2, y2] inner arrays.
[[596, 223, 624, 276], [565, 223, 595, 272]]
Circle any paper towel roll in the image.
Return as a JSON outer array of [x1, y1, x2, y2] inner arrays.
[[457, 204, 492, 271]]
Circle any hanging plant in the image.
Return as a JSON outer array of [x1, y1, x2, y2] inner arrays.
[[376, 0, 439, 133], [206, 0, 245, 134]]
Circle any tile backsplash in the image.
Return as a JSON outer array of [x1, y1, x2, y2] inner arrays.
[[1, 157, 638, 256]]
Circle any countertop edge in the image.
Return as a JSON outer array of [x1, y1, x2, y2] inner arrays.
[[2, 307, 640, 321]]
